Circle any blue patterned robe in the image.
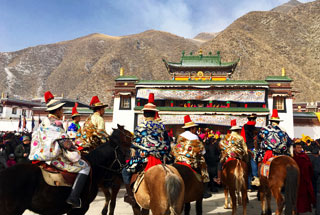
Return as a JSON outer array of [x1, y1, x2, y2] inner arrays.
[[255, 124, 293, 162], [125, 118, 171, 173], [67, 121, 80, 139]]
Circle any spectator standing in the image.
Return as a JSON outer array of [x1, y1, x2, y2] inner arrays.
[[6, 153, 16, 167], [309, 148, 320, 215], [14, 136, 31, 163], [0, 140, 8, 170], [293, 142, 315, 214]]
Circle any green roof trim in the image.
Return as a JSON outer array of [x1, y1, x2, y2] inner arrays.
[[134, 106, 269, 112], [137, 80, 268, 86], [293, 112, 316, 118], [64, 107, 113, 114], [115, 76, 139, 81], [265, 76, 292, 81]]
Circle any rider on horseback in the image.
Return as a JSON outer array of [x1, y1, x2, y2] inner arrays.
[[172, 115, 212, 198], [67, 102, 81, 139], [121, 93, 171, 205], [75, 96, 109, 150], [216, 119, 248, 184], [253, 109, 293, 186], [29, 91, 91, 208]]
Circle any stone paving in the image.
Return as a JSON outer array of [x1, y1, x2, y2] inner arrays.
[[24, 188, 314, 215]]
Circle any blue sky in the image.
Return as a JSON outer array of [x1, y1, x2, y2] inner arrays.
[[0, 0, 313, 52]]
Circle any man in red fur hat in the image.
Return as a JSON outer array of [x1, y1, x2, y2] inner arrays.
[[29, 91, 90, 208], [172, 115, 212, 198], [75, 96, 109, 150], [253, 109, 293, 186], [293, 142, 315, 214], [67, 103, 81, 140], [215, 119, 248, 184], [122, 93, 171, 205]]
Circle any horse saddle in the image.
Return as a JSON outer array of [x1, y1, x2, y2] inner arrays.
[[130, 171, 145, 193], [260, 156, 278, 178], [36, 162, 76, 187], [176, 162, 202, 183]]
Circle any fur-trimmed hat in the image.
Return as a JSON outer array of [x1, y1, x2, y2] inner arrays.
[[89, 96, 108, 109], [270, 109, 282, 121], [230, 119, 241, 131], [182, 115, 198, 129], [44, 91, 65, 111], [141, 93, 159, 112], [72, 102, 80, 118]]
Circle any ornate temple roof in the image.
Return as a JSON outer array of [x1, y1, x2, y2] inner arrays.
[[163, 50, 239, 73]]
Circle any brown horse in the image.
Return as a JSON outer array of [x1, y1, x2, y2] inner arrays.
[[133, 164, 185, 215], [259, 156, 300, 215], [222, 159, 248, 215], [172, 163, 204, 215], [100, 174, 123, 215]]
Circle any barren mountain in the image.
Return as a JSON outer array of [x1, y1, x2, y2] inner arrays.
[[271, 0, 302, 13], [202, 0, 320, 102], [0, 0, 319, 104], [0, 31, 199, 104], [193, 32, 219, 42]]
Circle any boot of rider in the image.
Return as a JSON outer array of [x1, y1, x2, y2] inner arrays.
[[251, 176, 260, 187], [124, 184, 136, 206], [203, 183, 212, 199], [66, 173, 88, 208]]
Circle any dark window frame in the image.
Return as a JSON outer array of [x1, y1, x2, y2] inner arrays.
[[12, 107, 17, 115], [119, 95, 131, 110], [273, 97, 287, 113]]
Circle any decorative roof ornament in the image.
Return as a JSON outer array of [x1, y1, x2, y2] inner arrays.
[[120, 67, 124, 76], [198, 48, 203, 56], [282, 68, 286, 77]]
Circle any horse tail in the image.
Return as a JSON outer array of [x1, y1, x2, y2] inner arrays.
[[284, 165, 299, 215], [234, 160, 244, 193], [165, 170, 183, 215]]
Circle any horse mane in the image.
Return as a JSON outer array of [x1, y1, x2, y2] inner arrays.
[[84, 129, 122, 168]]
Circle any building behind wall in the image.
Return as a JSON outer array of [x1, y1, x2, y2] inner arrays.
[[112, 50, 295, 137]]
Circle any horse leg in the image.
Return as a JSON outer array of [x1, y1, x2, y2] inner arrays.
[[224, 187, 229, 209], [271, 187, 284, 215], [242, 188, 247, 215], [108, 184, 121, 215], [266, 188, 272, 215], [195, 199, 203, 215], [237, 191, 242, 206], [260, 187, 266, 215], [230, 188, 237, 215], [100, 187, 111, 215], [184, 202, 191, 215]]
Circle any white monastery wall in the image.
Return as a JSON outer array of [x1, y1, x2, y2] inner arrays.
[[112, 96, 135, 133], [294, 126, 320, 139]]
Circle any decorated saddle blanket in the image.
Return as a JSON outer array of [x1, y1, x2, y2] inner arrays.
[[260, 156, 278, 178], [222, 157, 237, 169], [35, 162, 76, 187]]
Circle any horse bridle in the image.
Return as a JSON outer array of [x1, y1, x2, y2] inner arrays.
[[97, 129, 133, 174]]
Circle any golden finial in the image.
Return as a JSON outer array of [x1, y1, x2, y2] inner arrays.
[[120, 67, 124, 76], [199, 48, 203, 55], [1, 92, 4, 99], [282, 68, 286, 76], [61, 93, 64, 98]]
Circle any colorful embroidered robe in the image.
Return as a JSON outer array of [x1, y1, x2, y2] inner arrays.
[[75, 112, 109, 149], [67, 121, 80, 139], [255, 124, 293, 162], [29, 114, 87, 173], [220, 131, 248, 162], [125, 118, 170, 173], [172, 131, 209, 182]]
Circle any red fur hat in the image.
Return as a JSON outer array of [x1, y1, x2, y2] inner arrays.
[[72, 103, 80, 117], [142, 93, 158, 112], [270, 109, 282, 121], [89, 96, 108, 109], [44, 91, 54, 104], [182, 115, 198, 129]]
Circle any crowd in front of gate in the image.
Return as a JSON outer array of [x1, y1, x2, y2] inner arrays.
[[1, 91, 320, 214]]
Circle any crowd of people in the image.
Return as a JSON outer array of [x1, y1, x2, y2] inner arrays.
[[0, 131, 32, 170], [1, 90, 320, 214]]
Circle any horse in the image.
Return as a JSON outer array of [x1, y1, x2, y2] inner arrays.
[[222, 159, 248, 215], [100, 174, 123, 215], [172, 163, 204, 215], [259, 156, 300, 215], [0, 126, 133, 215], [133, 164, 185, 215]]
